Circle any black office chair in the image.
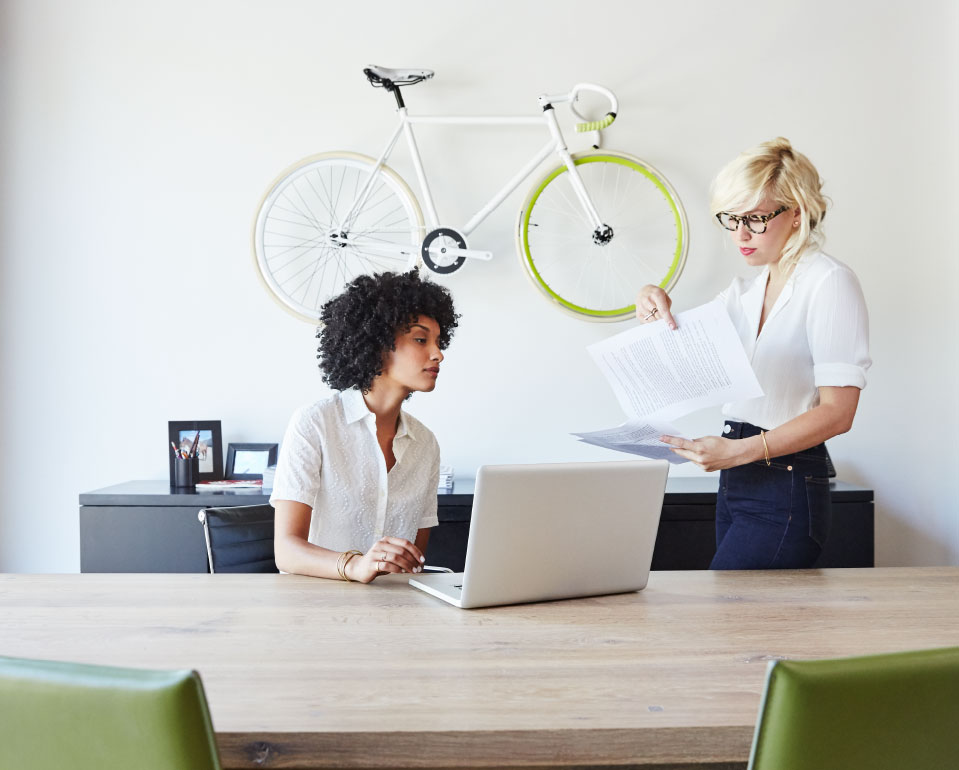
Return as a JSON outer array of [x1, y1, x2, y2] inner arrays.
[[197, 504, 279, 573]]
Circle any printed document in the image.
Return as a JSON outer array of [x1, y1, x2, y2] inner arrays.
[[573, 300, 763, 462]]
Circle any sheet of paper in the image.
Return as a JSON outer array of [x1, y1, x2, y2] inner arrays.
[[572, 419, 690, 464], [574, 300, 763, 460], [587, 300, 762, 422]]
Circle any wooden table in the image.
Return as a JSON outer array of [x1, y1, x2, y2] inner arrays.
[[2, 568, 956, 769]]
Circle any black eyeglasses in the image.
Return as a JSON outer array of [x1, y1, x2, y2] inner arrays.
[[716, 205, 788, 235]]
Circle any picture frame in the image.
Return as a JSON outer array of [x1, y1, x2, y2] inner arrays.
[[168, 420, 223, 483], [225, 443, 278, 480]]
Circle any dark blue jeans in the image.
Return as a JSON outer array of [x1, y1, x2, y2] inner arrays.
[[711, 421, 831, 570]]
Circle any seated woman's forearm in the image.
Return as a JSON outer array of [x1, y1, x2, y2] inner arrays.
[[274, 534, 344, 579]]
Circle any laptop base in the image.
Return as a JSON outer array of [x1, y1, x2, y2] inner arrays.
[[408, 572, 464, 607]]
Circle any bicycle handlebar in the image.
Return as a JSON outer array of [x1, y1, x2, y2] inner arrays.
[[568, 83, 618, 133], [575, 113, 616, 133]]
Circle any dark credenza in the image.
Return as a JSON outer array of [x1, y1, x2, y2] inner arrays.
[[79, 478, 873, 573]]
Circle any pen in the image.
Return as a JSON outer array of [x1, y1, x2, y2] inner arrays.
[[171, 442, 179, 459], [189, 431, 200, 458]]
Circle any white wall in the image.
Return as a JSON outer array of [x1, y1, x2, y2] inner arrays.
[[1, 0, 956, 572]]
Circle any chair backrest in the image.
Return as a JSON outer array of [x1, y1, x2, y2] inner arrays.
[[198, 503, 278, 573], [748, 646, 959, 770], [0, 656, 222, 770]]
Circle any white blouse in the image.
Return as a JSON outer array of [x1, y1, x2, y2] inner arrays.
[[270, 388, 440, 552], [719, 251, 871, 430]]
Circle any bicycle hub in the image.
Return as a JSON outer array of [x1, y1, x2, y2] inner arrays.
[[592, 224, 614, 246]]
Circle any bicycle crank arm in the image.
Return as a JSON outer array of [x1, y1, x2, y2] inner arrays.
[[427, 246, 493, 261]]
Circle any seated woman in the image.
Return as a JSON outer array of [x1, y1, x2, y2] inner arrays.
[[271, 270, 458, 582]]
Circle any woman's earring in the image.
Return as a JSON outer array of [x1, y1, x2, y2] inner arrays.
[[793, 221, 799, 227]]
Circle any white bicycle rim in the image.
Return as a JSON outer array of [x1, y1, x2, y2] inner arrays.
[[517, 151, 688, 322], [252, 152, 424, 323]]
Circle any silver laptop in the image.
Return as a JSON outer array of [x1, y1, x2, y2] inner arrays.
[[409, 459, 668, 609]]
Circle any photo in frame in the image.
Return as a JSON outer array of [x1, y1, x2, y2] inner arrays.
[[168, 420, 223, 483], [225, 443, 279, 480]]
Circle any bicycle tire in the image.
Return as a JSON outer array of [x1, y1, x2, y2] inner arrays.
[[516, 151, 688, 321], [252, 151, 424, 323]]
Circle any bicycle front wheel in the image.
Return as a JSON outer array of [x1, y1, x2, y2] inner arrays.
[[517, 151, 688, 321], [252, 152, 424, 323]]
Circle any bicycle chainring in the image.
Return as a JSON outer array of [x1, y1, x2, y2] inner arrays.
[[422, 228, 467, 274]]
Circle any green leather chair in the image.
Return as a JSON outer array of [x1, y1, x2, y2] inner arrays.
[[748, 646, 959, 770], [0, 656, 222, 770]]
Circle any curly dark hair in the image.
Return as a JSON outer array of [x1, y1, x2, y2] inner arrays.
[[316, 270, 458, 393]]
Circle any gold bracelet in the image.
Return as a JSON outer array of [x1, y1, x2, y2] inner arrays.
[[760, 430, 771, 466], [335, 551, 349, 580], [340, 550, 363, 582]]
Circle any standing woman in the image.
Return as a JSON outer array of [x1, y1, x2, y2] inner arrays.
[[636, 138, 870, 569], [271, 270, 458, 582]]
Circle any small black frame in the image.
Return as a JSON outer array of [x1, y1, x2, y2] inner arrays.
[[168, 420, 224, 483], [225, 443, 279, 480]]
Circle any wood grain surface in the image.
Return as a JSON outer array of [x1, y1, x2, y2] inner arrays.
[[2, 568, 956, 769]]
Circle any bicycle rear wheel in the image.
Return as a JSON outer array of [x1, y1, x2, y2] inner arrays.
[[517, 151, 688, 321], [252, 152, 424, 323]]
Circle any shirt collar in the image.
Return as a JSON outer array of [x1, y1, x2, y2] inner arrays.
[[340, 388, 373, 425], [396, 410, 415, 441], [340, 388, 417, 441], [742, 250, 818, 335]]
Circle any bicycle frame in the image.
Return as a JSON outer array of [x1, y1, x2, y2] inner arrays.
[[339, 85, 614, 261]]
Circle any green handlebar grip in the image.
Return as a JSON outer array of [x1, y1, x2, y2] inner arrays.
[[576, 112, 616, 133]]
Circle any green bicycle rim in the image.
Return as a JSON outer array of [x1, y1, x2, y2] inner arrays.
[[521, 154, 685, 318]]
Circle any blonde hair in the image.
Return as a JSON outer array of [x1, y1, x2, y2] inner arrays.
[[710, 137, 829, 273]]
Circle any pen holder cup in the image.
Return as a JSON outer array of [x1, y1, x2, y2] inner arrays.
[[173, 457, 199, 488]]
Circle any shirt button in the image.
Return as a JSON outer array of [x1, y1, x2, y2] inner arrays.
[[723, 424, 731, 434]]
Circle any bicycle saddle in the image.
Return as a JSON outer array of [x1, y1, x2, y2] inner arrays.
[[364, 65, 434, 87]]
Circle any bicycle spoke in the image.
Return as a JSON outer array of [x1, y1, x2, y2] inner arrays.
[[332, 165, 348, 222], [264, 232, 328, 266], [303, 170, 337, 226], [344, 178, 388, 231], [288, 177, 327, 232], [355, 202, 406, 234], [551, 178, 594, 230], [275, 192, 323, 235]]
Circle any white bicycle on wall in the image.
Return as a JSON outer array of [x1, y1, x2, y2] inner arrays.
[[252, 65, 688, 323]]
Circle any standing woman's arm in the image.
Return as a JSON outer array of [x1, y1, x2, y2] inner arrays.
[[663, 386, 860, 470], [665, 265, 870, 470]]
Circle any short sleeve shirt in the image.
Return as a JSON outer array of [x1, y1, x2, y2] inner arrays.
[[269, 389, 440, 552], [719, 251, 871, 430]]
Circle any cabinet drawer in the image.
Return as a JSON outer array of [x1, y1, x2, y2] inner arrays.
[[80, 506, 208, 573]]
